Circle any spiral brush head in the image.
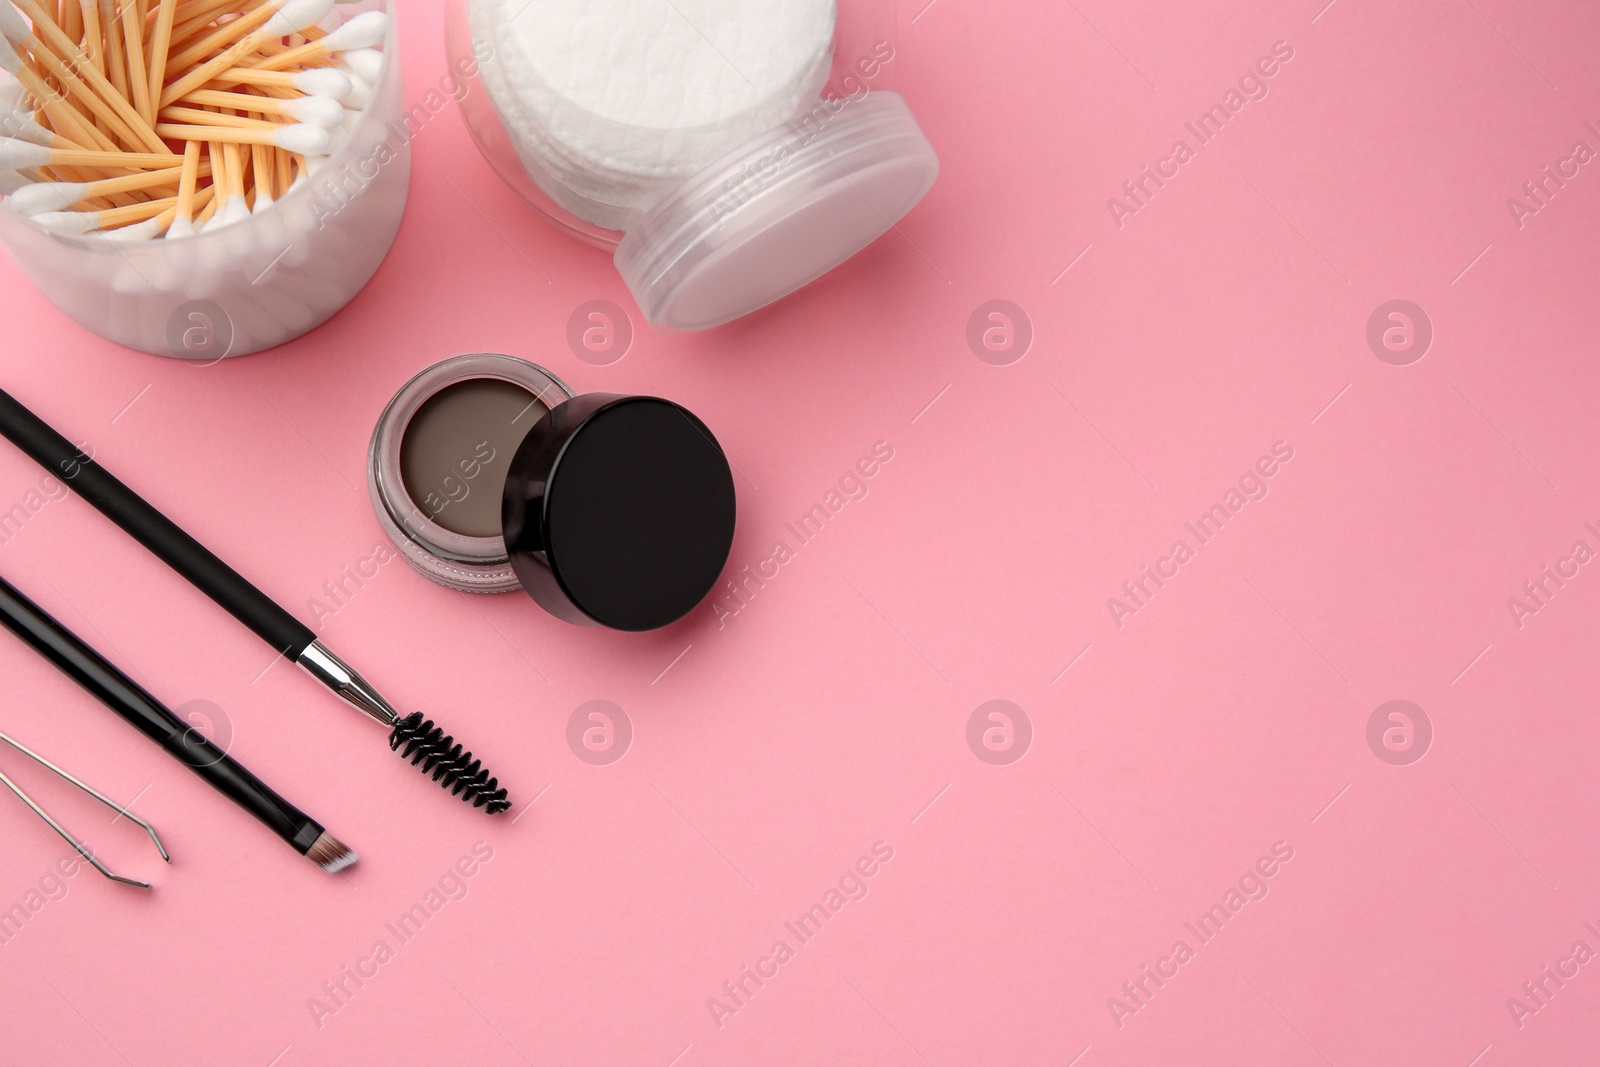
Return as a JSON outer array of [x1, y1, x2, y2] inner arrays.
[[389, 712, 511, 814]]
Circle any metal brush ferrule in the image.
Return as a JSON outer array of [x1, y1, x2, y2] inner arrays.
[[297, 641, 400, 728]]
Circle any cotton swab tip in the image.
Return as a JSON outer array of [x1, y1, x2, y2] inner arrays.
[[320, 10, 388, 52], [7, 180, 85, 215], [214, 196, 251, 228], [283, 95, 343, 128], [263, 0, 335, 36], [272, 123, 332, 155], [0, 3, 28, 45], [166, 215, 195, 239], [102, 217, 162, 242], [293, 67, 352, 99], [0, 138, 49, 172], [342, 48, 383, 84], [340, 73, 372, 110], [2, 110, 55, 147], [31, 210, 100, 234], [0, 42, 21, 75]]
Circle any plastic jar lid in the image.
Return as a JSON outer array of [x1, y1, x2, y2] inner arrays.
[[613, 91, 938, 332]]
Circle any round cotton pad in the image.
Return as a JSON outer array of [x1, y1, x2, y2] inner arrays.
[[474, 0, 836, 229]]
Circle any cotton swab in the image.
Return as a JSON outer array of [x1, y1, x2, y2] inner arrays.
[[32, 193, 179, 231], [102, 215, 164, 241], [3, 107, 84, 149], [0, 139, 179, 170], [176, 88, 342, 127], [206, 65, 351, 97], [246, 10, 385, 72], [154, 121, 329, 153], [4, 165, 196, 213]]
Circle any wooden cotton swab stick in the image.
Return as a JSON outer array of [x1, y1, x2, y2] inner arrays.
[[159, 103, 280, 127], [145, 0, 180, 119], [166, 133, 201, 236], [272, 133, 289, 192], [118, 0, 153, 126], [216, 133, 248, 221], [249, 139, 272, 207], [77, 0, 104, 78], [57, 0, 79, 46], [206, 130, 224, 199], [98, 0, 130, 108]]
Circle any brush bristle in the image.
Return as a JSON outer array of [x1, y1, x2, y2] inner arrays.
[[307, 831, 358, 874], [389, 712, 511, 815]]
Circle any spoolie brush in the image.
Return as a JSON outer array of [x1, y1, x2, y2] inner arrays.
[[300, 643, 512, 815], [0, 389, 517, 818], [389, 713, 510, 813]]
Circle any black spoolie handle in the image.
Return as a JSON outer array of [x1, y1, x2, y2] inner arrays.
[[389, 713, 511, 814]]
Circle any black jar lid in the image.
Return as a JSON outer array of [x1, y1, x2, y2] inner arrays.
[[501, 394, 736, 631]]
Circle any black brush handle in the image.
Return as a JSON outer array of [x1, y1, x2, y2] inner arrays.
[[0, 574, 326, 855], [0, 389, 315, 660]]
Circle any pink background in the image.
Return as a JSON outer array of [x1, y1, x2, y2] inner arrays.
[[3, 0, 1600, 1063]]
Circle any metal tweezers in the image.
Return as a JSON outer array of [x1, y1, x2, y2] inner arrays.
[[0, 730, 170, 889]]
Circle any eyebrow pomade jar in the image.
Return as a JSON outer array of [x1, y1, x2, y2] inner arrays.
[[369, 353, 737, 629]]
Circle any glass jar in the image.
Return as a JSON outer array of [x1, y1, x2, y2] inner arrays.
[[0, 0, 408, 359], [444, 0, 937, 332]]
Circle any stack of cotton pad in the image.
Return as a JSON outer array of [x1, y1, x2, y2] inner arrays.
[[471, 0, 836, 231]]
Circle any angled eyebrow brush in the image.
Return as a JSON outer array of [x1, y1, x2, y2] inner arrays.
[[0, 388, 511, 815], [0, 574, 354, 874]]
